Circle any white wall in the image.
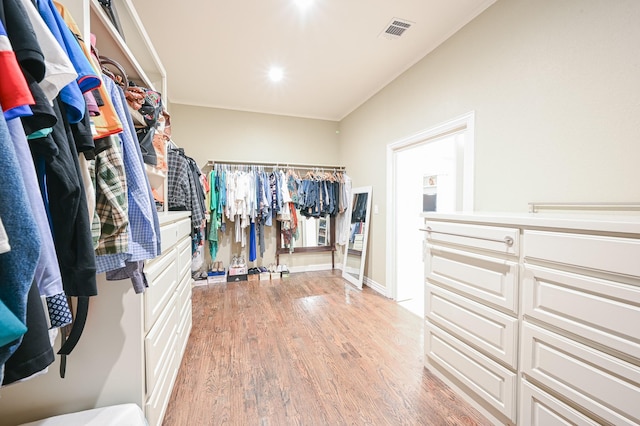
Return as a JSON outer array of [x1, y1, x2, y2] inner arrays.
[[169, 104, 341, 270], [338, 0, 640, 289]]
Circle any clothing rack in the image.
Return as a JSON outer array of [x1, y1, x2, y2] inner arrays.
[[205, 159, 345, 173]]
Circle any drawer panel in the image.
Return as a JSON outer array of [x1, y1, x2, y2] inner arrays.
[[177, 237, 191, 279], [426, 285, 518, 367], [523, 230, 640, 278], [145, 294, 178, 396], [145, 346, 177, 426], [427, 246, 519, 313], [424, 221, 519, 255], [520, 380, 601, 426], [523, 264, 640, 359], [521, 322, 640, 426], [160, 222, 178, 253], [425, 323, 517, 421], [176, 218, 191, 241], [176, 298, 192, 361], [145, 249, 178, 332]]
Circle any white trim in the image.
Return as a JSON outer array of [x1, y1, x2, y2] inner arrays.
[[288, 264, 334, 274], [386, 111, 476, 300], [363, 276, 389, 297]]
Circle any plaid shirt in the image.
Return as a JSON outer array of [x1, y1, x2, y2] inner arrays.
[[91, 136, 129, 255], [96, 77, 159, 273]]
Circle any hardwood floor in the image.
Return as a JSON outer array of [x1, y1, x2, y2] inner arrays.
[[163, 270, 491, 426]]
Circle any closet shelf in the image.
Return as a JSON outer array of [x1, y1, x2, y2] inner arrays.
[[89, 0, 166, 96]]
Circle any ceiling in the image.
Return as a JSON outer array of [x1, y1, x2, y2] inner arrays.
[[131, 0, 495, 121]]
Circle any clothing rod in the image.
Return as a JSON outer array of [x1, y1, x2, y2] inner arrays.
[[206, 159, 345, 171]]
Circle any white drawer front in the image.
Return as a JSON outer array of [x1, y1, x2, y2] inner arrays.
[[177, 270, 192, 313], [521, 323, 640, 426], [145, 248, 178, 332], [176, 297, 192, 361], [425, 221, 519, 255], [176, 218, 191, 241], [145, 347, 177, 426], [425, 323, 517, 421], [523, 264, 640, 359], [427, 246, 519, 313], [520, 380, 601, 426], [145, 295, 178, 397], [426, 285, 518, 367], [160, 222, 178, 253], [523, 230, 640, 278], [177, 237, 191, 279]]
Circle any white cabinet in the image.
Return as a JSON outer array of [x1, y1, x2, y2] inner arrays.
[[0, 212, 192, 426], [423, 213, 640, 426], [424, 220, 520, 424]]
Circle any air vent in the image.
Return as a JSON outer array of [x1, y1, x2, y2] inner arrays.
[[380, 18, 413, 40]]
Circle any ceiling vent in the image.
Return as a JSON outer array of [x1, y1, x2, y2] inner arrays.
[[379, 18, 413, 40]]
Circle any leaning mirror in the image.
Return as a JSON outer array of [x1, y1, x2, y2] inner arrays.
[[342, 186, 372, 289]]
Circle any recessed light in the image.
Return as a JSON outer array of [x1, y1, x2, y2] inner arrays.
[[268, 67, 284, 82], [294, 0, 313, 11]]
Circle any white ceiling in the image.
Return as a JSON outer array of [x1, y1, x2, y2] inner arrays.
[[131, 0, 495, 121]]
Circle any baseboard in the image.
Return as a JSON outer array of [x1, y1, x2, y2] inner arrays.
[[363, 276, 389, 297], [289, 264, 334, 274]]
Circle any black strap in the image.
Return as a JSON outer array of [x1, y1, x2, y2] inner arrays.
[[57, 296, 90, 357]]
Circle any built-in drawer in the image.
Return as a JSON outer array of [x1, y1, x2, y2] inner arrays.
[[520, 379, 601, 426], [426, 285, 518, 368], [145, 293, 178, 397], [145, 248, 178, 332], [145, 345, 177, 426], [176, 218, 191, 242], [523, 230, 640, 278], [521, 322, 640, 426], [424, 221, 519, 256], [177, 237, 191, 279], [176, 295, 192, 362], [523, 264, 640, 359], [425, 323, 517, 422], [160, 222, 178, 253], [427, 246, 519, 314]]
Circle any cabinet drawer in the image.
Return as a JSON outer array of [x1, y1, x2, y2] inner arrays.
[[145, 248, 178, 332], [520, 380, 600, 426], [523, 264, 640, 359], [177, 236, 191, 279], [523, 230, 640, 278], [145, 346, 177, 426], [176, 296, 192, 361], [425, 221, 519, 255], [145, 294, 178, 397], [426, 285, 518, 368], [427, 246, 519, 313], [176, 218, 191, 241], [425, 323, 517, 421], [160, 222, 178, 253], [521, 322, 640, 426]]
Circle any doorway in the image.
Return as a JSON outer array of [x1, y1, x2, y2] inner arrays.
[[386, 112, 475, 317]]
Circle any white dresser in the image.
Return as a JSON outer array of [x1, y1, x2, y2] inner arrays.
[[422, 212, 640, 426], [0, 211, 193, 426]]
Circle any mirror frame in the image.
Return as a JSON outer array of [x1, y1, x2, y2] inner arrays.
[[342, 186, 372, 289]]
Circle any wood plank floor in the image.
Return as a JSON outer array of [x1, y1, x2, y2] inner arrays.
[[163, 270, 491, 426]]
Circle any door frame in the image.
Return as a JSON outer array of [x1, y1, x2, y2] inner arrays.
[[386, 111, 475, 300]]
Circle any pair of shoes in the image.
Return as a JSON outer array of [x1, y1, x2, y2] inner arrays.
[[267, 263, 277, 273], [212, 261, 224, 272], [248, 267, 260, 274]]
